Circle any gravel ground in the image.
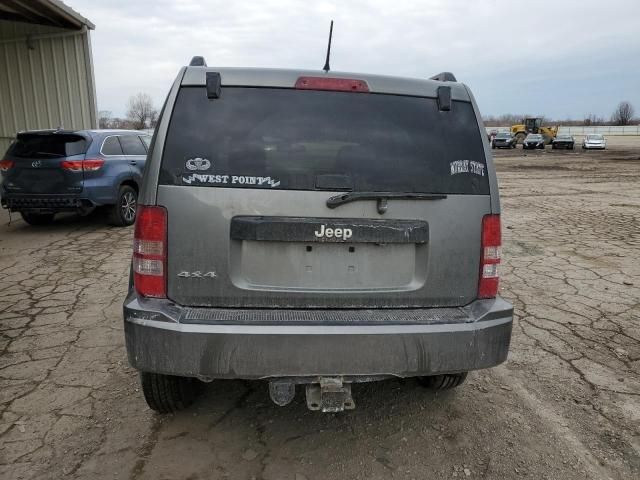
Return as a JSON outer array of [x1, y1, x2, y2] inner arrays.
[[1, 138, 639, 479]]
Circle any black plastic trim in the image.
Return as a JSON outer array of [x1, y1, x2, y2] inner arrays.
[[206, 72, 221, 98], [430, 72, 457, 82], [437, 86, 452, 111], [230, 216, 429, 243], [189, 56, 207, 67]]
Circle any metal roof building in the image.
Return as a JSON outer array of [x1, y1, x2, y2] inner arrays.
[[0, 0, 97, 154]]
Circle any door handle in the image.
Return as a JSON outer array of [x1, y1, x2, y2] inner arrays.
[[129, 160, 137, 165]]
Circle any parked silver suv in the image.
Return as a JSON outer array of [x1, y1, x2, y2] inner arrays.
[[123, 58, 513, 413]]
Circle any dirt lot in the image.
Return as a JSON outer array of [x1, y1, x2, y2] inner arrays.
[[1, 138, 639, 480]]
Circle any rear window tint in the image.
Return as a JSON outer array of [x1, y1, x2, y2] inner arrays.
[[160, 87, 489, 194], [8, 134, 88, 158], [120, 135, 147, 155], [101, 136, 123, 155]]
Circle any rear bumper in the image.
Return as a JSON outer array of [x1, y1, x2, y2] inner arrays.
[[0, 194, 93, 213], [123, 295, 514, 380]]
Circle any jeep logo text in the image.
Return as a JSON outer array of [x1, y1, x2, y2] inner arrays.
[[314, 224, 352, 240]]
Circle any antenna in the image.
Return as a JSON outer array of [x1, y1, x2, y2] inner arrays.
[[322, 20, 334, 72]]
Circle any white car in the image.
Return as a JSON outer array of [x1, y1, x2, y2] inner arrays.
[[582, 134, 606, 150]]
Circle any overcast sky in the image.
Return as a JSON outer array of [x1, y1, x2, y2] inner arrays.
[[69, 0, 640, 120]]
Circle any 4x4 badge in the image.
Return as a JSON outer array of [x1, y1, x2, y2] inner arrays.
[[185, 157, 211, 171], [177, 271, 217, 278]]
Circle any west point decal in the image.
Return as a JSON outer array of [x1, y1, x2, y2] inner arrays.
[[182, 173, 281, 188]]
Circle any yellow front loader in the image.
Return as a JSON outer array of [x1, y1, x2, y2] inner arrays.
[[511, 118, 559, 144]]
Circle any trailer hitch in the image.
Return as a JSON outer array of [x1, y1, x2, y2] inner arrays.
[[305, 377, 355, 412]]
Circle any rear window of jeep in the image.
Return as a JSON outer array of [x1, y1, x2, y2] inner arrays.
[[160, 87, 489, 194]]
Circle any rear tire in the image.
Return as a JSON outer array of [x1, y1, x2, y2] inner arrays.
[[20, 212, 55, 226], [140, 372, 201, 413], [418, 372, 468, 390], [108, 185, 137, 226]]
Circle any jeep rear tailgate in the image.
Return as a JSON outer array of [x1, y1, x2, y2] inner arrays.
[[157, 85, 491, 308]]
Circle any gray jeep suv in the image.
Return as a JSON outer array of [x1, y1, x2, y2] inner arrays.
[[124, 58, 513, 413]]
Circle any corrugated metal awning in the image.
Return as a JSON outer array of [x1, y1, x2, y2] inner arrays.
[[0, 0, 94, 30]]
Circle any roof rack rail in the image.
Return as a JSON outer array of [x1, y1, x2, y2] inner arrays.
[[189, 56, 207, 67], [429, 72, 457, 82]]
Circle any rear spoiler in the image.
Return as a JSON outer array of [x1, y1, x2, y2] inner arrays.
[[15, 130, 90, 144], [17, 129, 78, 137]]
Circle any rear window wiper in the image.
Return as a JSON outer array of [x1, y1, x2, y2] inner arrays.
[[326, 191, 447, 214]]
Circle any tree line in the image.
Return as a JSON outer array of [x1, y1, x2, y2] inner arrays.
[[101, 94, 636, 130], [483, 101, 636, 127], [98, 93, 158, 130]]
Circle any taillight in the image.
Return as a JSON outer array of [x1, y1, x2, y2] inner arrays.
[[295, 76, 370, 92], [82, 159, 105, 171], [133, 206, 167, 298], [479, 214, 501, 299], [61, 160, 83, 172], [0, 159, 14, 172], [61, 159, 104, 172]]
